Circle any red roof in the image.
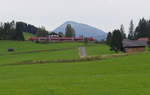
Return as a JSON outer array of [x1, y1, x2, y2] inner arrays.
[[29, 37, 38, 41], [138, 38, 149, 41], [29, 37, 94, 41], [88, 37, 94, 41]]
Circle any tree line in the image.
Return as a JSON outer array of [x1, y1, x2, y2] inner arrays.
[[0, 18, 77, 41], [16, 22, 38, 34], [0, 21, 25, 41], [0, 21, 50, 41], [128, 18, 150, 40], [106, 18, 150, 52]]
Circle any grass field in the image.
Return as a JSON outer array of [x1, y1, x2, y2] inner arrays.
[[0, 41, 150, 95], [23, 32, 35, 41], [0, 41, 113, 65]]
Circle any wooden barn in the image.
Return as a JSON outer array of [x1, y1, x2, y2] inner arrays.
[[122, 39, 147, 53]]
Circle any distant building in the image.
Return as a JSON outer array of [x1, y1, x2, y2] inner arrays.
[[29, 31, 95, 42], [29, 37, 94, 42], [48, 32, 60, 38], [138, 37, 149, 42], [123, 39, 147, 53]]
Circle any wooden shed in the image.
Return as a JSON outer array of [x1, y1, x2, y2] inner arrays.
[[123, 39, 147, 53]]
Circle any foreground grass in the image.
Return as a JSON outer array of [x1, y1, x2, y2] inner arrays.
[[1, 41, 150, 95], [0, 53, 150, 95]]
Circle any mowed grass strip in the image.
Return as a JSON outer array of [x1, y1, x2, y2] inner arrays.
[[0, 53, 150, 95], [0, 48, 79, 65], [0, 47, 77, 56], [0, 41, 84, 55], [1, 53, 129, 66]]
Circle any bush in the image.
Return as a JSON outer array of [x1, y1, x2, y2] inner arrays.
[[35, 40, 40, 43]]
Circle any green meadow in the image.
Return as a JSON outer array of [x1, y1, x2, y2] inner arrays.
[[23, 32, 36, 41], [0, 41, 150, 95]]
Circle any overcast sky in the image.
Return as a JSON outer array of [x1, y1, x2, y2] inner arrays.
[[0, 0, 150, 33]]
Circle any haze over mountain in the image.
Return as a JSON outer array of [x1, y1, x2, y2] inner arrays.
[[53, 21, 107, 41]]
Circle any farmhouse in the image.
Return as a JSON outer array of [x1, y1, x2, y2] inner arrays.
[[123, 39, 147, 53], [48, 32, 61, 38]]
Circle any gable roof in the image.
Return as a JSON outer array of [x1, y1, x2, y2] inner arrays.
[[123, 39, 147, 48]]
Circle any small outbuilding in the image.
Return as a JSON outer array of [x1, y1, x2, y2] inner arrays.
[[48, 32, 61, 38], [123, 39, 147, 53]]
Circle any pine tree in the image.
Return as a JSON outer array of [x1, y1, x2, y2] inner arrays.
[[110, 29, 123, 52], [106, 32, 112, 45], [120, 24, 126, 39], [146, 20, 150, 38], [134, 18, 148, 39], [0, 23, 3, 40], [128, 20, 135, 40]]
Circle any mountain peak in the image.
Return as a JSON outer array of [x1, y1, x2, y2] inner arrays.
[[53, 21, 107, 41], [64, 21, 79, 24]]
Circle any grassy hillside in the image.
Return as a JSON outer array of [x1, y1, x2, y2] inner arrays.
[[0, 41, 113, 65], [23, 32, 35, 40], [0, 41, 150, 95]]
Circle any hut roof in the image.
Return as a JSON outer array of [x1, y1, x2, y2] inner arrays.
[[123, 39, 147, 48]]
